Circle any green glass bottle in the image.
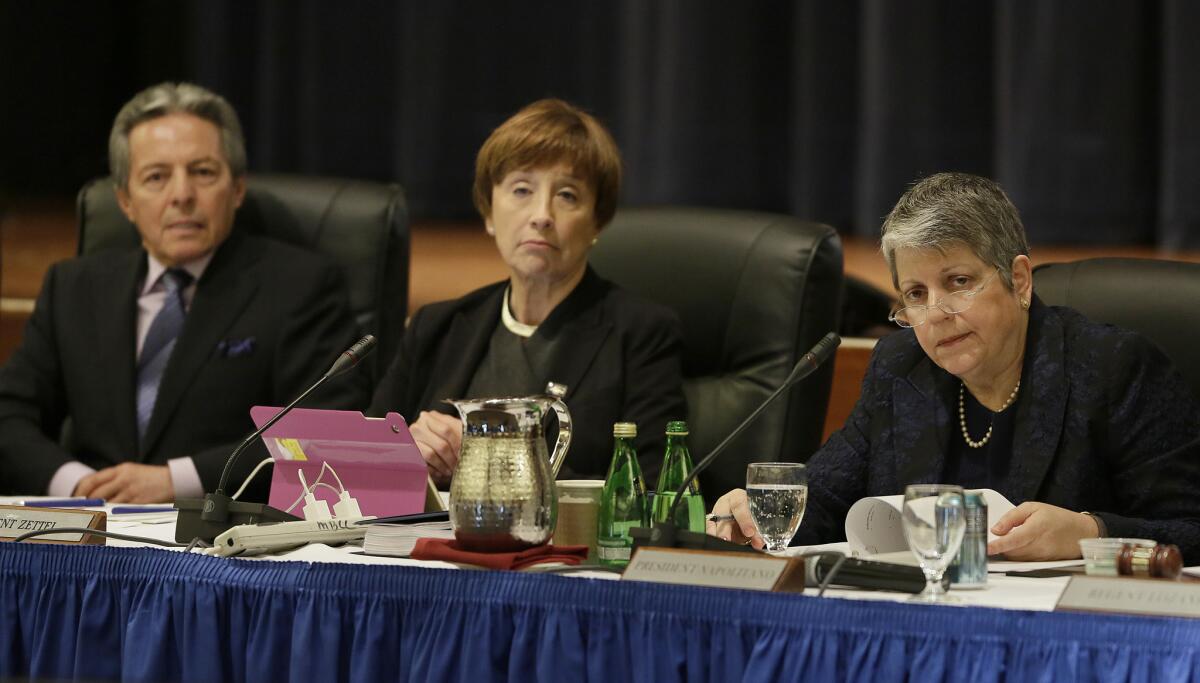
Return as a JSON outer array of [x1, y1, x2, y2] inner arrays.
[[651, 420, 706, 531], [596, 422, 648, 567]]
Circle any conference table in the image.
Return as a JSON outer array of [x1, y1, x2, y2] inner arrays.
[[3, 509, 1200, 683]]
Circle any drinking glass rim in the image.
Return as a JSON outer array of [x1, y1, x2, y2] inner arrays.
[[748, 462, 807, 469], [904, 483, 963, 494]]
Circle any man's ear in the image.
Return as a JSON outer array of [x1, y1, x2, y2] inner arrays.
[[115, 184, 136, 223], [485, 218, 495, 236], [232, 175, 247, 209]]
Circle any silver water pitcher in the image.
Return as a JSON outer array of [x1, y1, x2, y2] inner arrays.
[[446, 396, 572, 551]]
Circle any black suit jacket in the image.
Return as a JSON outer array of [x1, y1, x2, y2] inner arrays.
[[799, 296, 1200, 562], [0, 231, 365, 498], [369, 267, 687, 482]]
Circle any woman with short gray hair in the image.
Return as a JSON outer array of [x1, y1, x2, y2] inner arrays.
[[881, 172, 1028, 291], [709, 172, 1200, 564]]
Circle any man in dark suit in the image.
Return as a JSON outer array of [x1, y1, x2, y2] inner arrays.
[[0, 82, 362, 502]]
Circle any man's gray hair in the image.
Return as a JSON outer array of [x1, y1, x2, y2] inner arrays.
[[109, 82, 247, 189], [880, 172, 1030, 291]]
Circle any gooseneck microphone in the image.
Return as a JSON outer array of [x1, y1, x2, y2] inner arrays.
[[629, 331, 841, 552], [174, 335, 377, 543], [322, 334, 378, 380], [213, 334, 377, 498], [667, 331, 840, 521]]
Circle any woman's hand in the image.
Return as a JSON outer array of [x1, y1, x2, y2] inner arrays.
[[987, 502, 1101, 561], [705, 488, 766, 550], [410, 411, 463, 487]]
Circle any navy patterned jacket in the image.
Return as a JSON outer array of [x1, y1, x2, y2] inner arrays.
[[797, 295, 1200, 562]]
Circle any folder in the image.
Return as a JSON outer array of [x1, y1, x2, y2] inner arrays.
[[251, 407, 429, 518]]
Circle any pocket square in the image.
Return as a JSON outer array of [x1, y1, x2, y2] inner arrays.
[[216, 337, 257, 358]]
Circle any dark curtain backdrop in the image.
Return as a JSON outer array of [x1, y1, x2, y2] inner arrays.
[[3, 0, 1199, 247]]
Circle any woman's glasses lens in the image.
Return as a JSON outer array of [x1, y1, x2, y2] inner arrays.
[[891, 292, 976, 328]]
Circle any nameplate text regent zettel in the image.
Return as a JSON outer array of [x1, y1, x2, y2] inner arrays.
[[0, 505, 106, 545]]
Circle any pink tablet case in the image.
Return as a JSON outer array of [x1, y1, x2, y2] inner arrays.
[[251, 407, 427, 517]]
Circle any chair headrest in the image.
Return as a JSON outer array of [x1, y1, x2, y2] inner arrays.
[[1034, 257, 1200, 399], [593, 207, 843, 375]]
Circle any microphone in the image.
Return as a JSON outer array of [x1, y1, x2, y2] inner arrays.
[[174, 335, 378, 543], [804, 552, 927, 594], [630, 332, 841, 552], [325, 334, 378, 378]]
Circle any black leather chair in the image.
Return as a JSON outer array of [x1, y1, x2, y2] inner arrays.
[[841, 275, 895, 338], [1033, 257, 1200, 399], [590, 207, 844, 497], [76, 174, 409, 383]]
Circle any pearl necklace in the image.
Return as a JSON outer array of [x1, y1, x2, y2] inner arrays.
[[959, 379, 1021, 449]]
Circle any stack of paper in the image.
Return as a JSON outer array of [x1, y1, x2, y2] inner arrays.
[[362, 521, 455, 557], [844, 488, 1016, 556]]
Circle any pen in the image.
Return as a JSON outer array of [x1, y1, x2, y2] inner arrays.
[[358, 511, 449, 525], [110, 506, 177, 514], [23, 498, 105, 508]]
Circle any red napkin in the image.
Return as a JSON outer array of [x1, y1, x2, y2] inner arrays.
[[411, 538, 589, 570]]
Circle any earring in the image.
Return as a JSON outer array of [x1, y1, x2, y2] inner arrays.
[[591, 237, 599, 246], [1020, 298, 1029, 310]]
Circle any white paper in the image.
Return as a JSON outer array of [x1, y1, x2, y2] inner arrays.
[[781, 541, 851, 557], [805, 573, 1072, 611], [863, 550, 1084, 574], [844, 494, 905, 555], [987, 559, 1084, 573], [844, 489, 1015, 556]]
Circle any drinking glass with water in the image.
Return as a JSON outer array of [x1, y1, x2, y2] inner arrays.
[[746, 462, 807, 552]]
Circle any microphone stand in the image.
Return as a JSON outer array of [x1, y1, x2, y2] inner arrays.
[[629, 332, 841, 553], [174, 335, 377, 543]]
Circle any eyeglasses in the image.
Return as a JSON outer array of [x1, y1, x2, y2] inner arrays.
[[888, 269, 1000, 328]]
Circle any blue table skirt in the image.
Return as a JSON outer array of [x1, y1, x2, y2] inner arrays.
[[3, 543, 1200, 682]]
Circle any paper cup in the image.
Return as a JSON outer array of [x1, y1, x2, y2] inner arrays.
[[554, 480, 604, 561]]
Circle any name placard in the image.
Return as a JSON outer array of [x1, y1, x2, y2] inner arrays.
[[0, 505, 106, 545], [623, 547, 805, 592], [1056, 575, 1200, 619]]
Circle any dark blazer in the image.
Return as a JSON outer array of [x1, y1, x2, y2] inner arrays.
[[368, 267, 688, 482], [798, 296, 1200, 562], [0, 231, 365, 498]]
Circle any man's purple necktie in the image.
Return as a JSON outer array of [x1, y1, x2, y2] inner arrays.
[[136, 268, 193, 445]]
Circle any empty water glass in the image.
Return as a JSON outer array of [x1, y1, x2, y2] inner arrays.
[[902, 484, 966, 602]]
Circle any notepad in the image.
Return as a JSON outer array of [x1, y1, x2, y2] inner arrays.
[[362, 521, 456, 557]]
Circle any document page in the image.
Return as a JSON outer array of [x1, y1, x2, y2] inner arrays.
[[844, 489, 1015, 556]]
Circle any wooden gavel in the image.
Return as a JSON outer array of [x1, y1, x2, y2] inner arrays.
[[1116, 543, 1183, 579]]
